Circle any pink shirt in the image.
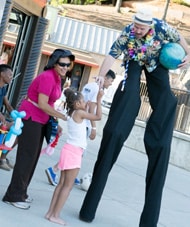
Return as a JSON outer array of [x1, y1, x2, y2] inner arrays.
[[19, 68, 61, 124]]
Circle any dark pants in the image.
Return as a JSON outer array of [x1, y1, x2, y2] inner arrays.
[[3, 119, 45, 202], [79, 61, 177, 227]]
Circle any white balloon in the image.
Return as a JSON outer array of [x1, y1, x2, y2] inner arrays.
[[80, 172, 92, 191]]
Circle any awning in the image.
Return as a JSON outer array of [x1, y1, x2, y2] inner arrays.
[[43, 42, 99, 68]]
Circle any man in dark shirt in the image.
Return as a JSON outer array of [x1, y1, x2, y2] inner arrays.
[[0, 64, 14, 171]]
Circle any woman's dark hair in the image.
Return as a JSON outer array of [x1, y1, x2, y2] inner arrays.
[[44, 49, 75, 71], [64, 88, 83, 116]]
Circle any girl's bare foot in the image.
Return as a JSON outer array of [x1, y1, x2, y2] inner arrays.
[[45, 212, 51, 219], [49, 216, 66, 226]]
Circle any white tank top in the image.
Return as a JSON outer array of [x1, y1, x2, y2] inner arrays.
[[66, 115, 87, 149]]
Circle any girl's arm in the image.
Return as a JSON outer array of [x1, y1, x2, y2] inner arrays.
[[81, 89, 104, 121], [38, 93, 67, 121]]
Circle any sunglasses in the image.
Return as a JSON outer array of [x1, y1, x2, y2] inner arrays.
[[57, 62, 71, 68]]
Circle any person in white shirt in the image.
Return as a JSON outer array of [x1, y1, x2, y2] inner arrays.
[[82, 69, 116, 140]]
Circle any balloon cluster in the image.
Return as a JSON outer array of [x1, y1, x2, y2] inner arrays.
[[1, 110, 26, 154], [41, 133, 60, 156]]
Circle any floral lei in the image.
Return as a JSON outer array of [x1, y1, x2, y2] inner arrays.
[[121, 25, 155, 91], [127, 26, 155, 61]]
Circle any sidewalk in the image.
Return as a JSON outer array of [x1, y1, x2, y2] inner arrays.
[[0, 120, 190, 227]]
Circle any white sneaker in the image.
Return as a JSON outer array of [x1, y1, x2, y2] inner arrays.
[[4, 201, 30, 209], [25, 196, 33, 203]]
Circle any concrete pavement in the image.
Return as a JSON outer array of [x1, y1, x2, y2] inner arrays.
[[1, 120, 190, 227]]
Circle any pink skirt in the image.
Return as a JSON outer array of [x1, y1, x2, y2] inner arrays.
[[58, 143, 83, 170]]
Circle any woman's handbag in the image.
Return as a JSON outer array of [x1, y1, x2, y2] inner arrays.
[[44, 116, 58, 144]]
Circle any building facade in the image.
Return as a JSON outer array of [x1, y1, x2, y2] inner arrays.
[[0, 0, 48, 108]]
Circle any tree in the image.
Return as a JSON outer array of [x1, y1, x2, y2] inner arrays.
[[115, 0, 122, 13], [162, 0, 170, 20]]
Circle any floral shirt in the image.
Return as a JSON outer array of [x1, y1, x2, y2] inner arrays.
[[109, 18, 180, 72]]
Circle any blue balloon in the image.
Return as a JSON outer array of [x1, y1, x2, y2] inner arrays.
[[159, 43, 185, 69]]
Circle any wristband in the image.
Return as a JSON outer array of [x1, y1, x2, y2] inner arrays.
[[92, 127, 96, 130]]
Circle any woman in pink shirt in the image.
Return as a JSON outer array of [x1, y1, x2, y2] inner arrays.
[[3, 49, 75, 210]]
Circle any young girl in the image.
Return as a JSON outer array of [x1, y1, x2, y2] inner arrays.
[[45, 88, 104, 225]]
